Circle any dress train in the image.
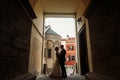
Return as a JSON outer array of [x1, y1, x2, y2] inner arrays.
[[49, 58, 61, 77]]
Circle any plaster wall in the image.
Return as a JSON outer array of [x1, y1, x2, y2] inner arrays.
[[29, 26, 43, 75], [28, 0, 44, 75], [29, 0, 44, 35]]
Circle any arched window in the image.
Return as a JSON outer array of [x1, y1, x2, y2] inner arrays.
[[48, 49, 51, 58]]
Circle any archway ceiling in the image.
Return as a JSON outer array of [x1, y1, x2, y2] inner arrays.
[[40, 0, 79, 14]]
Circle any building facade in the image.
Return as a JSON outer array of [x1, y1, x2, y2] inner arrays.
[[66, 37, 76, 65]]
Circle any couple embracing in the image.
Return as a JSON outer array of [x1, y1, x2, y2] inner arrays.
[[49, 45, 67, 78]]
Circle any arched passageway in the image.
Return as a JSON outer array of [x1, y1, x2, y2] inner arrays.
[[0, 0, 120, 80]]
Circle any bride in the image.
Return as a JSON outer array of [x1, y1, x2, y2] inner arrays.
[[49, 47, 61, 77]]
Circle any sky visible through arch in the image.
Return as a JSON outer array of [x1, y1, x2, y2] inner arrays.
[[45, 18, 75, 38]]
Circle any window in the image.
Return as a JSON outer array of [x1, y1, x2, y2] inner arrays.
[[71, 56, 75, 60], [68, 55, 75, 61], [48, 49, 51, 58], [68, 46, 74, 50]]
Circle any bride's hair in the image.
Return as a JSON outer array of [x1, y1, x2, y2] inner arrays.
[[55, 47, 59, 51]]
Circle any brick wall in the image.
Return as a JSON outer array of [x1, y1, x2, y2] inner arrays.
[[0, 0, 32, 80], [86, 0, 120, 79]]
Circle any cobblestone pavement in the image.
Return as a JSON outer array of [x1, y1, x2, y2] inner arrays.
[[36, 74, 86, 80]]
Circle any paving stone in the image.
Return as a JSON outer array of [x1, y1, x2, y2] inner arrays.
[[37, 74, 85, 80]]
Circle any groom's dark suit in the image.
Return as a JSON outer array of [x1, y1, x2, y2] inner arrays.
[[59, 47, 67, 78]]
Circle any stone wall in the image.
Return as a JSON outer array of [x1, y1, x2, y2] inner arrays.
[[0, 0, 32, 79], [86, 0, 120, 79]]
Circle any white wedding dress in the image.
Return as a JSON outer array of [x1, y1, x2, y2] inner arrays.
[[49, 52, 61, 77]]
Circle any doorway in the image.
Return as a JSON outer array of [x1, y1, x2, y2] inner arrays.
[[43, 14, 77, 75], [79, 24, 89, 75]]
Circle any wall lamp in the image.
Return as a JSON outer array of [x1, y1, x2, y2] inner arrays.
[[77, 17, 82, 24]]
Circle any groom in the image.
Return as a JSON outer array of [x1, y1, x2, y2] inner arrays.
[[59, 45, 67, 78]]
